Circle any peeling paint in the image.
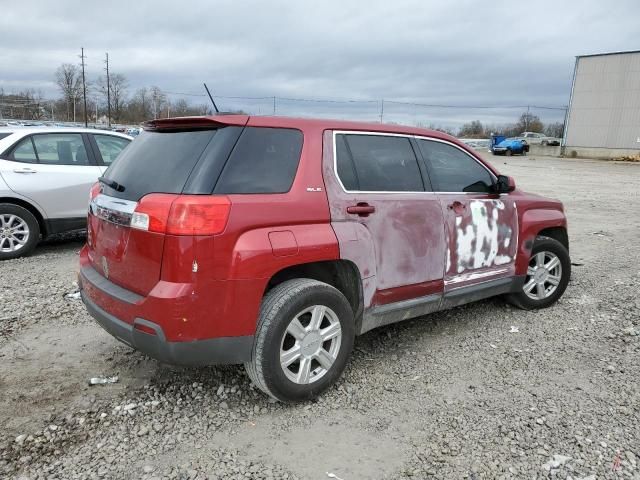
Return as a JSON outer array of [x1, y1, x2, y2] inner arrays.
[[454, 200, 514, 274]]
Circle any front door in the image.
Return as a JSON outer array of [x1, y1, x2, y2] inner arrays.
[[325, 131, 446, 306], [0, 132, 101, 219], [416, 138, 518, 290]]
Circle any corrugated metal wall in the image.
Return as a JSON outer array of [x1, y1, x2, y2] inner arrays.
[[565, 52, 640, 150]]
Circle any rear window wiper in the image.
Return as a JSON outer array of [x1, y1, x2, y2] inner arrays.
[[98, 176, 126, 192]]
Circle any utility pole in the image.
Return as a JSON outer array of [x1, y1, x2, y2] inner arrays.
[[273, 96, 276, 115], [104, 53, 111, 128], [380, 99, 384, 123], [80, 47, 88, 127]]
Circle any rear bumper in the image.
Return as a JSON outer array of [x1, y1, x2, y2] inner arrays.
[[79, 271, 254, 366]]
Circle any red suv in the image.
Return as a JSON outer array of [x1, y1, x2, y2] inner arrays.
[[79, 115, 570, 402]]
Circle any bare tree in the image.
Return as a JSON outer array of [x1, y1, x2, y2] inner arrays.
[[127, 88, 152, 122], [55, 64, 82, 121], [515, 112, 544, 133], [545, 122, 565, 138], [458, 120, 484, 138], [97, 73, 129, 122], [172, 98, 189, 117], [149, 86, 166, 119]]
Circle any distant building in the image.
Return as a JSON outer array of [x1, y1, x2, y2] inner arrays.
[[564, 50, 640, 158]]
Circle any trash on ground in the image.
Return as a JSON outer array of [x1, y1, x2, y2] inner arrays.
[[489, 344, 498, 349], [65, 291, 81, 300], [89, 376, 119, 386], [509, 326, 519, 333], [327, 473, 344, 480]]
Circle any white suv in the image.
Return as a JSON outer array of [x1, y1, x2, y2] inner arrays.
[[0, 127, 131, 259]]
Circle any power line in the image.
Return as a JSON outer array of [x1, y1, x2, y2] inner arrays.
[[159, 89, 566, 110]]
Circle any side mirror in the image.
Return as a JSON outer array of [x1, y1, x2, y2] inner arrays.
[[495, 175, 516, 194]]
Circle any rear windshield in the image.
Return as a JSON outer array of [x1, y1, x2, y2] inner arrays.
[[103, 129, 219, 201], [102, 126, 303, 201]]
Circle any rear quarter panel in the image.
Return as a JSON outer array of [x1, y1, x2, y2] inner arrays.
[[202, 122, 340, 333]]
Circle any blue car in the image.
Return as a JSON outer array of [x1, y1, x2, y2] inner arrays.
[[491, 135, 529, 156]]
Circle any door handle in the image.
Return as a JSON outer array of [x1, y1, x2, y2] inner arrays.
[[347, 203, 376, 217], [447, 201, 466, 212], [13, 168, 37, 174]]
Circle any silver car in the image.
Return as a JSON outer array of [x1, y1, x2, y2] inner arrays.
[[0, 127, 131, 259]]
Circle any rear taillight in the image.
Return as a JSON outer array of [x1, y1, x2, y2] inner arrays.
[[89, 182, 101, 201], [131, 194, 231, 235]]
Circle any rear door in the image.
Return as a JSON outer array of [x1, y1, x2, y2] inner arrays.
[[0, 132, 101, 218], [327, 131, 446, 306], [416, 138, 518, 290]]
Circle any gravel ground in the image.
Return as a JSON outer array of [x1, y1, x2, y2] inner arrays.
[[1, 155, 639, 480]]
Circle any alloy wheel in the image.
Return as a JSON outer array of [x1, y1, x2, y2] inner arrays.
[[279, 305, 342, 385], [523, 251, 562, 300], [0, 214, 30, 253]]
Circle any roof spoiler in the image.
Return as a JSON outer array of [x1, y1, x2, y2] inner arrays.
[[143, 115, 249, 131]]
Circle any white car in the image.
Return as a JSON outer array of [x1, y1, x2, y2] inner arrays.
[[0, 127, 132, 259], [517, 132, 561, 146]]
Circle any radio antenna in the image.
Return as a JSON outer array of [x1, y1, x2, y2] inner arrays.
[[203, 83, 219, 113]]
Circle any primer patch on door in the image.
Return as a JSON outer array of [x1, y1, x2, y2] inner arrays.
[[455, 200, 514, 273]]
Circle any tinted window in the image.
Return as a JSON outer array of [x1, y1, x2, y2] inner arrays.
[[32, 133, 89, 165], [93, 134, 130, 165], [338, 134, 424, 192], [214, 127, 303, 194], [0, 133, 11, 141], [335, 134, 358, 190], [11, 137, 38, 163], [103, 129, 218, 201], [417, 140, 493, 193]]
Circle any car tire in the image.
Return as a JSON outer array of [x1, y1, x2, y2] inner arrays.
[[506, 236, 571, 310], [245, 278, 355, 402], [505, 149, 513, 156], [542, 140, 548, 146], [0, 203, 40, 260]]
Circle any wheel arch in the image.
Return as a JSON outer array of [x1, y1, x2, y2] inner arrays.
[[537, 226, 569, 252], [0, 196, 46, 237], [517, 208, 568, 276], [265, 259, 364, 328]]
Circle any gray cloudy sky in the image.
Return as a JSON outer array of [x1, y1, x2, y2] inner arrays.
[[1, 0, 638, 127]]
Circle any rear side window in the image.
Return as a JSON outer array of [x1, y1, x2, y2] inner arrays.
[[93, 134, 130, 165], [417, 139, 494, 193], [336, 133, 424, 192], [214, 127, 303, 194], [11, 137, 38, 163], [103, 129, 218, 201]]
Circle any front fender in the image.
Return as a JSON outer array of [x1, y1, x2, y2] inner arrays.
[[516, 208, 567, 275]]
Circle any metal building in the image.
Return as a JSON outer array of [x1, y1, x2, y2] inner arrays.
[[564, 50, 640, 158]]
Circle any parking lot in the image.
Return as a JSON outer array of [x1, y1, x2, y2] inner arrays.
[[1, 153, 639, 479]]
